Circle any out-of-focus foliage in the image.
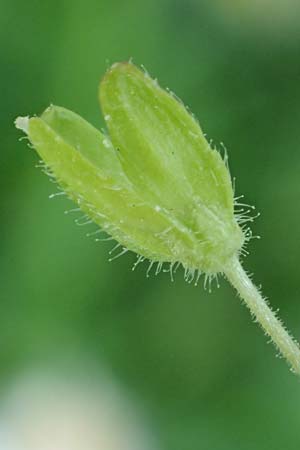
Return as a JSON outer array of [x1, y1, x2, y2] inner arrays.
[[1, 1, 300, 449]]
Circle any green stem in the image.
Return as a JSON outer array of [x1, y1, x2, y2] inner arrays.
[[224, 256, 300, 375]]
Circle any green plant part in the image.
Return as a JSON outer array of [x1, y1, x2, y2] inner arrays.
[[15, 62, 300, 374]]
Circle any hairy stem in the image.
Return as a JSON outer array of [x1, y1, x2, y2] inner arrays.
[[224, 256, 300, 374]]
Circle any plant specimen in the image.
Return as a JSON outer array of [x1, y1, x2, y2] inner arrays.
[[15, 62, 300, 374]]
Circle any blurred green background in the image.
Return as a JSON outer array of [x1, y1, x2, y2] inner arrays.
[[2, 0, 300, 448]]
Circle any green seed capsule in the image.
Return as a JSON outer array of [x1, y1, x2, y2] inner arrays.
[[100, 62, 244, 273], [16, 62, 244, 275], [16, 62, 300, 374]]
